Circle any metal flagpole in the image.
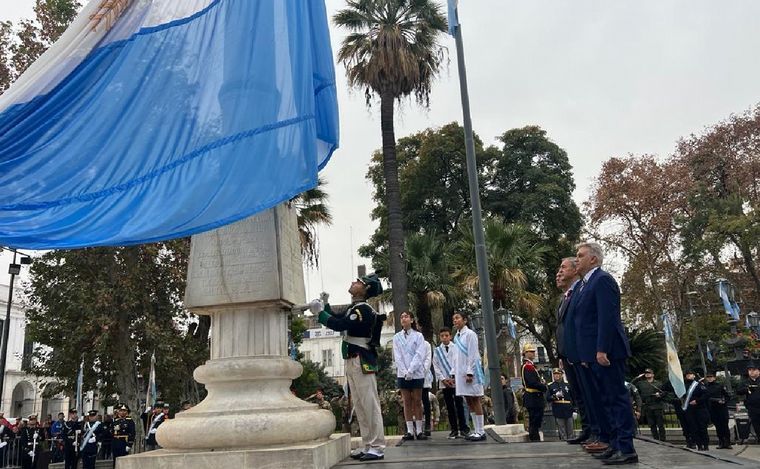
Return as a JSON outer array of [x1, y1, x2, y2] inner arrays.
[[450, 2, 506, 425]]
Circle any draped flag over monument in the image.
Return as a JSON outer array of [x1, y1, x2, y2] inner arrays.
[[0, 0, 339, 249], [662, 313, 686, 398]]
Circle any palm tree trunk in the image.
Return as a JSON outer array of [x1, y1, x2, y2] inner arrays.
[[381, 90, 408, 331]]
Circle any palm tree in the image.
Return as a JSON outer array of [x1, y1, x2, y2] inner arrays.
[[334, 0, 448, 328], [405, 233, 459, 341], [291, 177, 332, 268]]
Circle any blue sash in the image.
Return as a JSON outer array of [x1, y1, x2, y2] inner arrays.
[[434, 345, 452, 376], [453, 334, 485, 385], [682, 380, 699, 411], [80, 421, 100, 452]]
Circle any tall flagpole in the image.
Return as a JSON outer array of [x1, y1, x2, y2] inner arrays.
[[450, 1, 506, 425]]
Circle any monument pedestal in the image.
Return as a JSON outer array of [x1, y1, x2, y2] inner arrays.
[[117, 205, 348, 468], [116, 433, 350, 469]]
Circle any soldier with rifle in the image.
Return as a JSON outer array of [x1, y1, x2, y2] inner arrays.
[[62, 408, 81, 469], [633, 368, 667, 441], [20, 415, 46, 469]]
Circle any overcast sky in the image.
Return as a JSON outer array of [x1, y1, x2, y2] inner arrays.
[[1, 1, 760, 305]]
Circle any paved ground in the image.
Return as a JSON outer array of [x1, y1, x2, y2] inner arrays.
[[335, 432, 760, 469]]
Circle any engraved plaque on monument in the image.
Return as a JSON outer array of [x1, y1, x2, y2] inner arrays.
[[185, 204, 305, 308]]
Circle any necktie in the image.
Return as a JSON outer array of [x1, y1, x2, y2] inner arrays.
[[445, 345, 449, 353]]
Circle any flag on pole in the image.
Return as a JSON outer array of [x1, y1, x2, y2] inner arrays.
[[447, 0, 459, 35], [482, 339, 490, 388], [717, 280, 741, 321], [705, 343, 713, 362], [146, 352, 157, 408], [0, 0, 339, 249], [663, 313, 686, 398], [507, 313, 517, 339], [75, 359, 84, 415]]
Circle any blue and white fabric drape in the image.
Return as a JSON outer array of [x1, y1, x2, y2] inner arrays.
[[0, 0, 339, 249]]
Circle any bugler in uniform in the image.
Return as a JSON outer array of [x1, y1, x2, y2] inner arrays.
[[311, 274, 387, 462], [112, 403, 136, 464]]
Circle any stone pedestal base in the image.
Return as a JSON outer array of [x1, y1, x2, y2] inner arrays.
[[116, 433, 350, 469], [487, 424, 531, 442]]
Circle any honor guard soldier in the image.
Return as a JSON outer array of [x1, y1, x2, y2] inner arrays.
[[62, 408, 81, 469], [112, 403, 136, 464], [20, 414, 46, 469], [0, 413, 14, 465], [145, 402, 167, 451], [310, 274, 387, 461], [546, 368, 574, 440], [80, 410, 104, 469], [704, 370, 732, 449], [633, 368, 667, 441], [521, 343, 547, 442], [737, 361, 760, 443]]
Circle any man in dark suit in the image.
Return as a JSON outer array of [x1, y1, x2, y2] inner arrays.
[[555, 257, 593, 445], [571, 242, 637, 465]]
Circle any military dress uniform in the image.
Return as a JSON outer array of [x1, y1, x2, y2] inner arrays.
[[145, 410, 166, 451], [704, 375, 732, 449], [19, 416, 46, 469], [683, 375, 710, 451], [0, 421, 14, 468], [736, 372, 760, 442], [314, 274, 387, 461], [635, 376, 667, 441], [112, 404, 136, 464], [62, 412, 82, 469], [521, 346, 547, 442], [546, 372, 574, 440], [80, 412, 105, 469]]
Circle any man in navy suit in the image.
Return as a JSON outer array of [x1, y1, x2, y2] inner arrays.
[[572, 242, 638, 465]]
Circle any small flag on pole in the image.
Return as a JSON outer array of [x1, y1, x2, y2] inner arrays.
[[146, 351, 157, 408], [717, 280, 740, 321], [663, 313, 686, 398], [507, 313, 517, 339], [75, 359, 84, 415], [447, 0, 459, 36], [705, 343, 713, 362]]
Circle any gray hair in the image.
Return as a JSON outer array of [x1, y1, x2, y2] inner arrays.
[[561, 257, 577, 269], [575, 242, 604, 266]]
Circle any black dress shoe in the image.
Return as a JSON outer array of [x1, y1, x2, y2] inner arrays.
[[401, 432, 415, 441], [349, 452, 364, 460], [359, 453, 384, 462], [593, 448, 616, 460], [415, 433, 428, 440], [567, 434, 591, 445], [602, 451, 639, 465]]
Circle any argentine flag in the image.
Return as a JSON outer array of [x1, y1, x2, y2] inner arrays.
[[662, 313, 686, 398], [0, 0, 339, 249]]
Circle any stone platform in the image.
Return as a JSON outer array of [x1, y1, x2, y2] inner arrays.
[[116, 433, 350, 469], [336, 431, 759, 468]]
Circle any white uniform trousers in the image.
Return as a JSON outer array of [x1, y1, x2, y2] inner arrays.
[[346, 355, 386, 455]]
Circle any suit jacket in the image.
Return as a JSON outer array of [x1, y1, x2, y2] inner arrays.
[[556, 282, 578, 359], [571, 268, 631, 362]]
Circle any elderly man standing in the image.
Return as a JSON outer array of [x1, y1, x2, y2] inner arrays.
[[571, 242, 637, 465]]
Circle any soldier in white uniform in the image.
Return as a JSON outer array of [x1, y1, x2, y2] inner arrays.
[[393, 311, 430, 440], [451, 312, 487, 441]]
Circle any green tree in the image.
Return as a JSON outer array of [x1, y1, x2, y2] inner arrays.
[[334, 0, 448, 328], [23, 241, 207, 413], [626, 328, 666, 379], [292, 177, 332, 268]]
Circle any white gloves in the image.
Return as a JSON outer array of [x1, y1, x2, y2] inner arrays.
[[308, 299, 324, 315], [126, 446, 131, 452], [89, 437, 97, 443], [28, 451, 34, 457], [404, 373, 412, 381], [149, 428, 157, 434], [0, 442, 6, 449]]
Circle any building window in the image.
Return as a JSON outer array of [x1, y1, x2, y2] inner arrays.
[[322, 349, 333, 367], [303, 351, 311, 362], [22, 340, 33, 369]]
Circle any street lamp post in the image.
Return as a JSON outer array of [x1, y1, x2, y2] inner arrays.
[[686, 291, 708, 376], [0, 248, 32, 413]]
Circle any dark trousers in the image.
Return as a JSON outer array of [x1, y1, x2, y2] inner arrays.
[[526, 406, 544, 441], [564, 362, 591, 439], [82, 452, 97, 469], [748, 409, 760, 442], [442, 386, 469, 433], [709, 403, 731, 446], [645, 407, 666, 441], [590, 360, 636, 454], [577, 363, 609, 443], [99, 441, 112, 460], [673, 403, 692, 442], [422, 388, 431, 431], [685, 407, 709, 449], [63, 447, 79, 469]]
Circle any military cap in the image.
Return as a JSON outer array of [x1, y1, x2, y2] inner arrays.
[[28, 414, 38, 420], [163, 403, 170, 409], [68, 408, 78, 413], [705, 370, 716, 377], [684, 370, 698, 377], [117, 403, 130, 412], [154, 401, 164, 409], [552, 368, 563, 374], [644, 368, 654, 374], [748, 361, 759, 370], [521, 343, 537, 354], [358, 273, 383, 299], [88, 410, 99, 416]]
